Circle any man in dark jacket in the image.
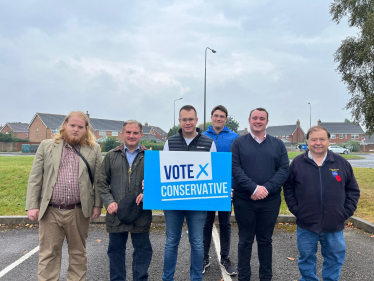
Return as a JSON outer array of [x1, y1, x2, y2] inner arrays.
[[202, 105, 238, 276], [231, 107, 289, 281], [162, 105, 216, 281], [97, 120, 152, 281], [284, 126, 360, 281]]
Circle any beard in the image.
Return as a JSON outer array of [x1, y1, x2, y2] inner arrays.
[[64, 132, 87, 147]]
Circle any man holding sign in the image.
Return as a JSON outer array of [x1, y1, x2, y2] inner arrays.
[[162, 105, 216, 281]]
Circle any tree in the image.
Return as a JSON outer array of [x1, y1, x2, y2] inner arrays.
[[140, 140, 165, 151], [197, 122, 212, 131], [225, 116, 239, 133], [101, 136, 120, 152], [344, 118, 351, 123], [330, 0, 374, 134], [167, 125, 181, 137]]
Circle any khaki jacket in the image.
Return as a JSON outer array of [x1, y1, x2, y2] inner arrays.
[[26, 139, 102, 220]]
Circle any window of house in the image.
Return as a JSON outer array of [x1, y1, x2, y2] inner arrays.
[[51, 128, 59, 134], [36, 128, 38, 134], [286, 135, 289, 139], [339, 134, 344, 139], [345, 134, 348, 139], [99, 131, 106, 136], [5, 131, 9, 134], [331, 134, 336, 139], [112, 131, 118, 136], [351, 134, 359, 139]]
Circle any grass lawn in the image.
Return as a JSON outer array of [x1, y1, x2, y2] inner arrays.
[[287, 152, 365, 160], [1, 156, 373, 224]]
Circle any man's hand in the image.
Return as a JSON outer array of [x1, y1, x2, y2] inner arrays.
[[27, 209, 39, 221], [142, 180, 144, 191], [91, 206, 102, 219], [136, 193, 143, 205], [107, 202, 118, 215], [231, 188, 234, 201], [252, 186, 268, 201]]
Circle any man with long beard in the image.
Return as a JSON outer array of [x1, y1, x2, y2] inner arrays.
[[26, 111, 102, 281]]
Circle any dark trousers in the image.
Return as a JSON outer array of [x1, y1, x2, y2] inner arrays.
[[203, 211, 231, 258], [234, 195, 280, 281], [108, 232, 153, 281]]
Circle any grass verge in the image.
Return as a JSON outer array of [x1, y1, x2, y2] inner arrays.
[[0, 156, 373, 224], [288, 152, 364, 160]]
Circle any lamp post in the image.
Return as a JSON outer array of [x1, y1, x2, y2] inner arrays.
[[204, 47, 216, 131], [174, 98, 183, 135], [308, 102, 311, 128]]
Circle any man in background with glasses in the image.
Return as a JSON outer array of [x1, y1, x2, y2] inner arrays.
[[162, 105, 216, 281]]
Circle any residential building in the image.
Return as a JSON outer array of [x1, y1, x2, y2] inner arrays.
[[266, 120, 305, 143], [0, 122, 29, 139], [318, 120, 365, 144]]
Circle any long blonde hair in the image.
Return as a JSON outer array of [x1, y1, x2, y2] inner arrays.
[[53, 111, 96, 148]]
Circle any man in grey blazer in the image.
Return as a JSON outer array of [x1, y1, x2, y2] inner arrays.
[[26, 111, 102, 281]]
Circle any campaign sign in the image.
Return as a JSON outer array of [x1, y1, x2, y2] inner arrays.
[[143, 151, 232, 211]]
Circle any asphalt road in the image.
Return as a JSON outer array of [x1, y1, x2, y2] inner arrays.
[[1, 223, 373, 281]]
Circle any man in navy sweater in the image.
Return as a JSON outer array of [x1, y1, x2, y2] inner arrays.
[[202, 105, 239, 276], [231, 107, 289, 281], [284, 126, 359, 281]]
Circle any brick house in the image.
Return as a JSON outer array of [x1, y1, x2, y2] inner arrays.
[[237, 128, 249, 136], [266, 120, 305, 143], [28, 113, 124, 142], [0, 122, 29, 139], [318, 120, 365, 144], [143, 122, 168, 141]]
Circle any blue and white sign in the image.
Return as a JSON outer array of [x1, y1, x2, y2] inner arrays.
[[144, 151, 232, 211], [301, 144, 307, 150]]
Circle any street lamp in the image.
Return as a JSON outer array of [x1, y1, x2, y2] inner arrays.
[[174, 98, 183, 135], [204, 47, 216, 131], [308, 102, 311, 128]]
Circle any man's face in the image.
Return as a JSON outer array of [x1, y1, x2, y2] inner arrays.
[[211, 109, 227, 131], [179, 109, 198, 135], [248, 110, 268, 135], [64, 114, 87, 145], [122, 123, 143, 148], [308, 129, 329, 156]]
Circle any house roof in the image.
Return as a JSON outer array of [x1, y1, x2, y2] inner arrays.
[[29, 113, 124, 131], [363, 134, 374, 144], [141, 134, 164, 143], [320, 122, 364, 134], [266, 125, 301, 136], [143, 125, 167, 137], [3, 122, 29, 132]]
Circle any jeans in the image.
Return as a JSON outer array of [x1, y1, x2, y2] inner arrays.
[[162, 210, 207, 281], [297, 226, 346, 281], [203, 211, 231, 258], [108, 232, 153, 281], [234, 195, 280, 281]]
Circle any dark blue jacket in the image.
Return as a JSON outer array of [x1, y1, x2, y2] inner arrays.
[[283, 150, 360, 233], [231, 134, 289, 201], [203, 126, 239, 152]]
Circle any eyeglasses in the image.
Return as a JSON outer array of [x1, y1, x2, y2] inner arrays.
[[180, 118, 196, 123]]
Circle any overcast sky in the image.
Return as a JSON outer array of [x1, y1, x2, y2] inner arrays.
[[0, 0, 358, 133]]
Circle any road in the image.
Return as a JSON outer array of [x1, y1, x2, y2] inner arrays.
[[1, 223, 373, 281]]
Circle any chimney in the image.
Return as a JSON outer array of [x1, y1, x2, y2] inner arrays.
[[145, 122, 148, 126], [318, 119, 321, 126], [86, 111, 90, 118], [244, 128, 248, 135], [296, 119, 300, 128]]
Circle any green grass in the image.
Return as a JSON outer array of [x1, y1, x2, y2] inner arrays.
[[287, 152, 364, 160], [0, 156, 373, 224]]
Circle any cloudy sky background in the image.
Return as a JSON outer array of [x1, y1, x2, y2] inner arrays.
[[0, 0, 358, 133]]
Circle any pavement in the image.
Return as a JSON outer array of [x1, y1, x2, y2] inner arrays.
[[1, 217, 374, 281]]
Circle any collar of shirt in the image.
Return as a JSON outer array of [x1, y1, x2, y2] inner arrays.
[[124, 144, 140, 167], [308, 150, 327, 166], [249, 130, 267, 144], [64, 142, 80, 152]]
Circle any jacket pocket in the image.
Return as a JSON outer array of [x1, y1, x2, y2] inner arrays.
[[133, 210, 152, 228]]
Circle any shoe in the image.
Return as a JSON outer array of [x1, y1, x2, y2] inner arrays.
[[202, 256, 210, 274], [220, 257, 237, 276]]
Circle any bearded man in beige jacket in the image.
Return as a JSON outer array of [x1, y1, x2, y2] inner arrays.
[[26, 111, 102, 281]]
